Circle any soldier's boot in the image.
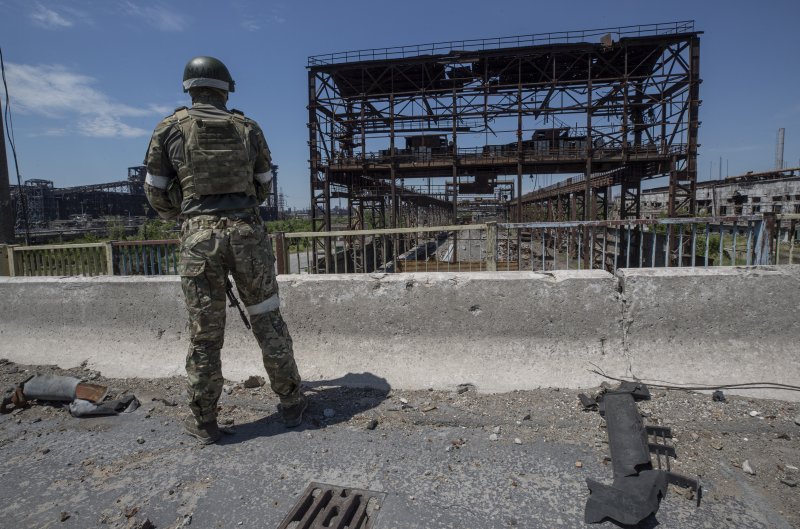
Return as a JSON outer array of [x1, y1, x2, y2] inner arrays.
[[280, 393, 307, 428], [183, 415, 221, 444]]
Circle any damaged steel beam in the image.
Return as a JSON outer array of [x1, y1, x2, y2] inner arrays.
[[584, 381, 700, 525]]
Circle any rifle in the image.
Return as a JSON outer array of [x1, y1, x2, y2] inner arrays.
[[225, 276, 251, 329]]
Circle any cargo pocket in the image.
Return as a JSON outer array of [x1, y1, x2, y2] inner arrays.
[[181, 228, 213, 251], [179, 257, 206, 277]]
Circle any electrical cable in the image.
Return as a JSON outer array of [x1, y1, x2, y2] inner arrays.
[[0, 46, 29, 244], [589, 364, 800, 393]]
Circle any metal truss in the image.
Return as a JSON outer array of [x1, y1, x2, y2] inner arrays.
[[307, 21, 701, 268]]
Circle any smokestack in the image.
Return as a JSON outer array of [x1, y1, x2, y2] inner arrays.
[[775, 128, 785, 170]]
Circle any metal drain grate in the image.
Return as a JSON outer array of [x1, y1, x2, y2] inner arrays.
[[277, 482, 385, 529]]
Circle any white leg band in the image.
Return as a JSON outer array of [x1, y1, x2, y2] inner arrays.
[[246, 294, 280, 315]]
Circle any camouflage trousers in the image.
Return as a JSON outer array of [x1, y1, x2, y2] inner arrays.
[[178, 213, 301, 424]]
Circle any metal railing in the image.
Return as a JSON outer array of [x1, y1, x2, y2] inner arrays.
[[275, 215, 793, 275], [111, 240, 181, 275], [5, 242, 111, 276], [324, 144, 687, 168], [308, 21, 695, 66], [775, 214, 800, 265], [496, 216, 772, 273], [278, 225, 492, 275], [2, 213, 796, 278]]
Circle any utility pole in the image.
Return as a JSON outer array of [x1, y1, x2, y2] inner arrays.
[[0, 96, 15, 244]]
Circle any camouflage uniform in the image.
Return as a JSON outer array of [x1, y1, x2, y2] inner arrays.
[[143, 92, 301, 425]]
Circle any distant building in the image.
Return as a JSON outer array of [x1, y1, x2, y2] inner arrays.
[[11, 166, 152, 235], [639, 167, 800, 218]]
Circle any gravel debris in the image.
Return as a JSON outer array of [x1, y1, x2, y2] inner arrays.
[[2, 360, 799, 528], [242, 376, 265, 389]]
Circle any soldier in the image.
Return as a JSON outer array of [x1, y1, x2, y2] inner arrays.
[[143, 56, 305, 444]]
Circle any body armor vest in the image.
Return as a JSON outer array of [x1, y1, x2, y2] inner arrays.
[[172, 107, 256, 200]]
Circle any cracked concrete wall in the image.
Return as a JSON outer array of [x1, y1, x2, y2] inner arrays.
[[0, 266, 797, 400], [263, 271, 624, 392], [617, 266, 800, 401]]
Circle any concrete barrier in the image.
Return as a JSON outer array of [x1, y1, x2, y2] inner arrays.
[[0, 266, 797, 400], [618, 266, 800, 400]]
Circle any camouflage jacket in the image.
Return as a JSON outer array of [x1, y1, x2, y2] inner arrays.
[[143, 101, 273, 219]]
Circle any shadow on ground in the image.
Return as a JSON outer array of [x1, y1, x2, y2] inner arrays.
[[218, 371, 390, 445]]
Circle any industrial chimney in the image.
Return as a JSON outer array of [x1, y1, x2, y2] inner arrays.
[[775, 128, 785, 170]]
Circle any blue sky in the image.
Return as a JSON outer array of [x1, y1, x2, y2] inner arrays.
[[1, 0, 799, 209]]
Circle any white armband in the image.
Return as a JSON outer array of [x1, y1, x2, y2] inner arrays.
[[255, 170, 273, 185], [145, 172, 170, 190]]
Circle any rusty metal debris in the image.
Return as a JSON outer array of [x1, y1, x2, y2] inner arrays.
[[585, 381, 701, 525], [75, 382, 109, 403], [277, 482, 385, 529], [0, 374, 136, 417]]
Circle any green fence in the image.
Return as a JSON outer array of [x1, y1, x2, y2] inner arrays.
[[5, 242, 111, 276]]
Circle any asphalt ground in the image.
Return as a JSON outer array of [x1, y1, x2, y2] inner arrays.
[[0, 361, 798, 529]]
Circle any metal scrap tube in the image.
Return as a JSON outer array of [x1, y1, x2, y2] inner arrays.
[[23, 375, 80, 401]]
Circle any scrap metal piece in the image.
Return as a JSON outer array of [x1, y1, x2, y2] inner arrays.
[[586, 470, 668, 525], [1, 382, 29, 413], [277, 482, 385, 529], [19, 375, 109, 404], [22, 375, 81, 401], [69, 395, 140, 417], [585, 382, 701, 525], [75, 383, 108, 403], [645, 425, 672, 438], [578, 393, 597, 411]]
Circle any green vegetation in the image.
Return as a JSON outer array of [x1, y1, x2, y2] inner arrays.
[[137, 219, 179, 240], [108, 219, 127, 241], [266, 217, 312, 234]]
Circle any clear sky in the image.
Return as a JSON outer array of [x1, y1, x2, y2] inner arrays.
[[1, 0, 799, 209]]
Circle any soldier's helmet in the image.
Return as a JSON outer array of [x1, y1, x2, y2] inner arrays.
[[182, 56, 235, 93]]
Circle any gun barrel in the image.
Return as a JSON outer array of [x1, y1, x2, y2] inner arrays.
[[225, 277, 252, 330]]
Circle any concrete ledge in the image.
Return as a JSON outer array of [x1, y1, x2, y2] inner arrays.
[[269, 271, 624, 392], [0, 271, 624, 393], [1, 267, 797, 400], [0, 276, 188, 378], [618, 265, 800, 400]]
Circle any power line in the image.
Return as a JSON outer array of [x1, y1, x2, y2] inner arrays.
[[0, 47, 29, 244]]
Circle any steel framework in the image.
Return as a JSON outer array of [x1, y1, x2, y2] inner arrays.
[[307, 20, 701, 241]]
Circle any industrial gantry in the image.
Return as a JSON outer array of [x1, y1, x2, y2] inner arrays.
[[307, 20, 700, 232]]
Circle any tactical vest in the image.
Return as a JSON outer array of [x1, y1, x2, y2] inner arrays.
[[172, 107, 256, 200]]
